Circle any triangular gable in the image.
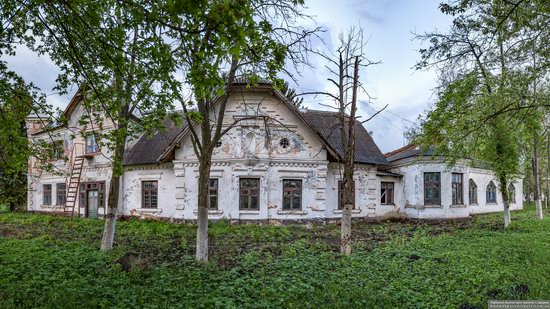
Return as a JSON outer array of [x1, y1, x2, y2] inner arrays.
[[156, 84, 339, 163]]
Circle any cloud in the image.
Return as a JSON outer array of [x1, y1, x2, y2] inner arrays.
[[2, 0, 452, 154], [2, 45, 75, 110]]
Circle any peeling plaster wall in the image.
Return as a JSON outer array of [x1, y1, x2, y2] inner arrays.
[[375, 175, 403, 220], [121, 165, 177, 218], [324, 163, 382, 219], [468, 167, 523, 215], [27, 102, 115, 216], [389, 158, 523, 219], [166, 90, 334, 221]]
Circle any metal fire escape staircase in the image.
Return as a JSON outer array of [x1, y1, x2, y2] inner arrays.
[[64, 143, 85, 218]]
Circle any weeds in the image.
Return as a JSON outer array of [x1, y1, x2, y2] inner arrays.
[[0, 205, 549, 307]]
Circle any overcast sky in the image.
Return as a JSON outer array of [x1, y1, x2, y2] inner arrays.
[[4, 0, 452, 153], [297, 0, 453, 153]]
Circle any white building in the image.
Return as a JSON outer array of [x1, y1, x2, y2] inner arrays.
[[26, 82, 523, 222]]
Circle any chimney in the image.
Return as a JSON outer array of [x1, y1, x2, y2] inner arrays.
[[25, 113, 51, 136]]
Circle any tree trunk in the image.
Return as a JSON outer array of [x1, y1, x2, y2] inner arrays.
[[100, 137, 125, 251], [526, 169, 531, 204], [196, 157, 211, 261], [100, 174, 120, 251], [340, 167, 353, 255], [499, 178, 511, 228], [503, 201, 511, 228], [547, 130, 549, 210], [532, 132, 543, 219], [340, 56, 359, 256]]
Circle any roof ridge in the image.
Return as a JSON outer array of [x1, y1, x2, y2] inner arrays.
[[384, 143, 416, 158]]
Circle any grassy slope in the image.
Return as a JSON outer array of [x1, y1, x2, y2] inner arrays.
[[0, 205, 549, 308]]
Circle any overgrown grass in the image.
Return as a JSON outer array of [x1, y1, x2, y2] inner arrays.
[[1, 205, 549, 308]]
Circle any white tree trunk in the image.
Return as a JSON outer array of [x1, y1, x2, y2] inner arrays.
[[503, 201, 511, 228], [340, 203, 352, 255], [536, 199, 543, 220], [532, 133, 543, 220], [196, 206, 208, 261], [100, 205, 117, 251], [195, 159, 211, 261]]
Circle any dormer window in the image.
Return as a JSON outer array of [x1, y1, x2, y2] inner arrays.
[[86, 134, 98, 154], [53, 140, 64, 160]]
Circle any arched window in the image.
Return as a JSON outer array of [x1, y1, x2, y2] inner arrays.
[[508, 184, 516, 204], [486, 181, 497, 204], [469, 179, 478, 204]]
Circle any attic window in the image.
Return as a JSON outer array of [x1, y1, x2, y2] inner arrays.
[[279, 138, 290, 149], [215, 140, 222, 148]]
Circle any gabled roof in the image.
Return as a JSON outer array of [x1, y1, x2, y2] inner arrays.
[[64, 91, 84, 117], [123, 112, 186, 166], [123, 86, 388, 166], [384, 143, 435, 163], [300, 110, 387, 165]]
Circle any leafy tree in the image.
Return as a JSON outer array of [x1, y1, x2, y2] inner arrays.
[[0, 66, 32, 211], [415, 0, 550, 227], [2, 1, 316, 257], [162, 0, 315, 261], [2, 1, 179, 249]]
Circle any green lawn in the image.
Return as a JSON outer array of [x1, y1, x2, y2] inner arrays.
[[0, 206, 549, 308]]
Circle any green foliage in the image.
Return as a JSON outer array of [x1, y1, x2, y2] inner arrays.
[[0, 63, 38, 210], [414, 0, 550, 205], [1, 206, 549, 307], [278, 80, 304, 108]]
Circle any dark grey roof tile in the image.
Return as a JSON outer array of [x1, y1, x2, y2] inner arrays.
[[300, 110, 388, 165]]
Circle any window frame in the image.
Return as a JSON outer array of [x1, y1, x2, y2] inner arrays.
[[208, 178, 219, 210], [338, 180, 356, 210], [469, 179, 478, 205], [53, 140, 65, 160], [508, 184, 516, 204], [79, 182, 106, 209], [142, 181, 158, 209], [282, 179, 302, 210], [451, 173, 464, 205], [43, 184, 52, 205], [85, 134, 98, 154], [380, 182, 395, 205], [486, 181, 497, 204], [56, 183, 66, 206], [239, 178, 260, 210], [424, 172, 441, 206]]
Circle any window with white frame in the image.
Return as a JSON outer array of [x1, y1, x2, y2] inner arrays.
[[508, 184, 516, 204], [469, 179, 478, 204], [86, 134, 98, 154], [451, 173, 463, 205]]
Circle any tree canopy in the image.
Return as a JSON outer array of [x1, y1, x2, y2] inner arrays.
[[414, 0, 550, 226]]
